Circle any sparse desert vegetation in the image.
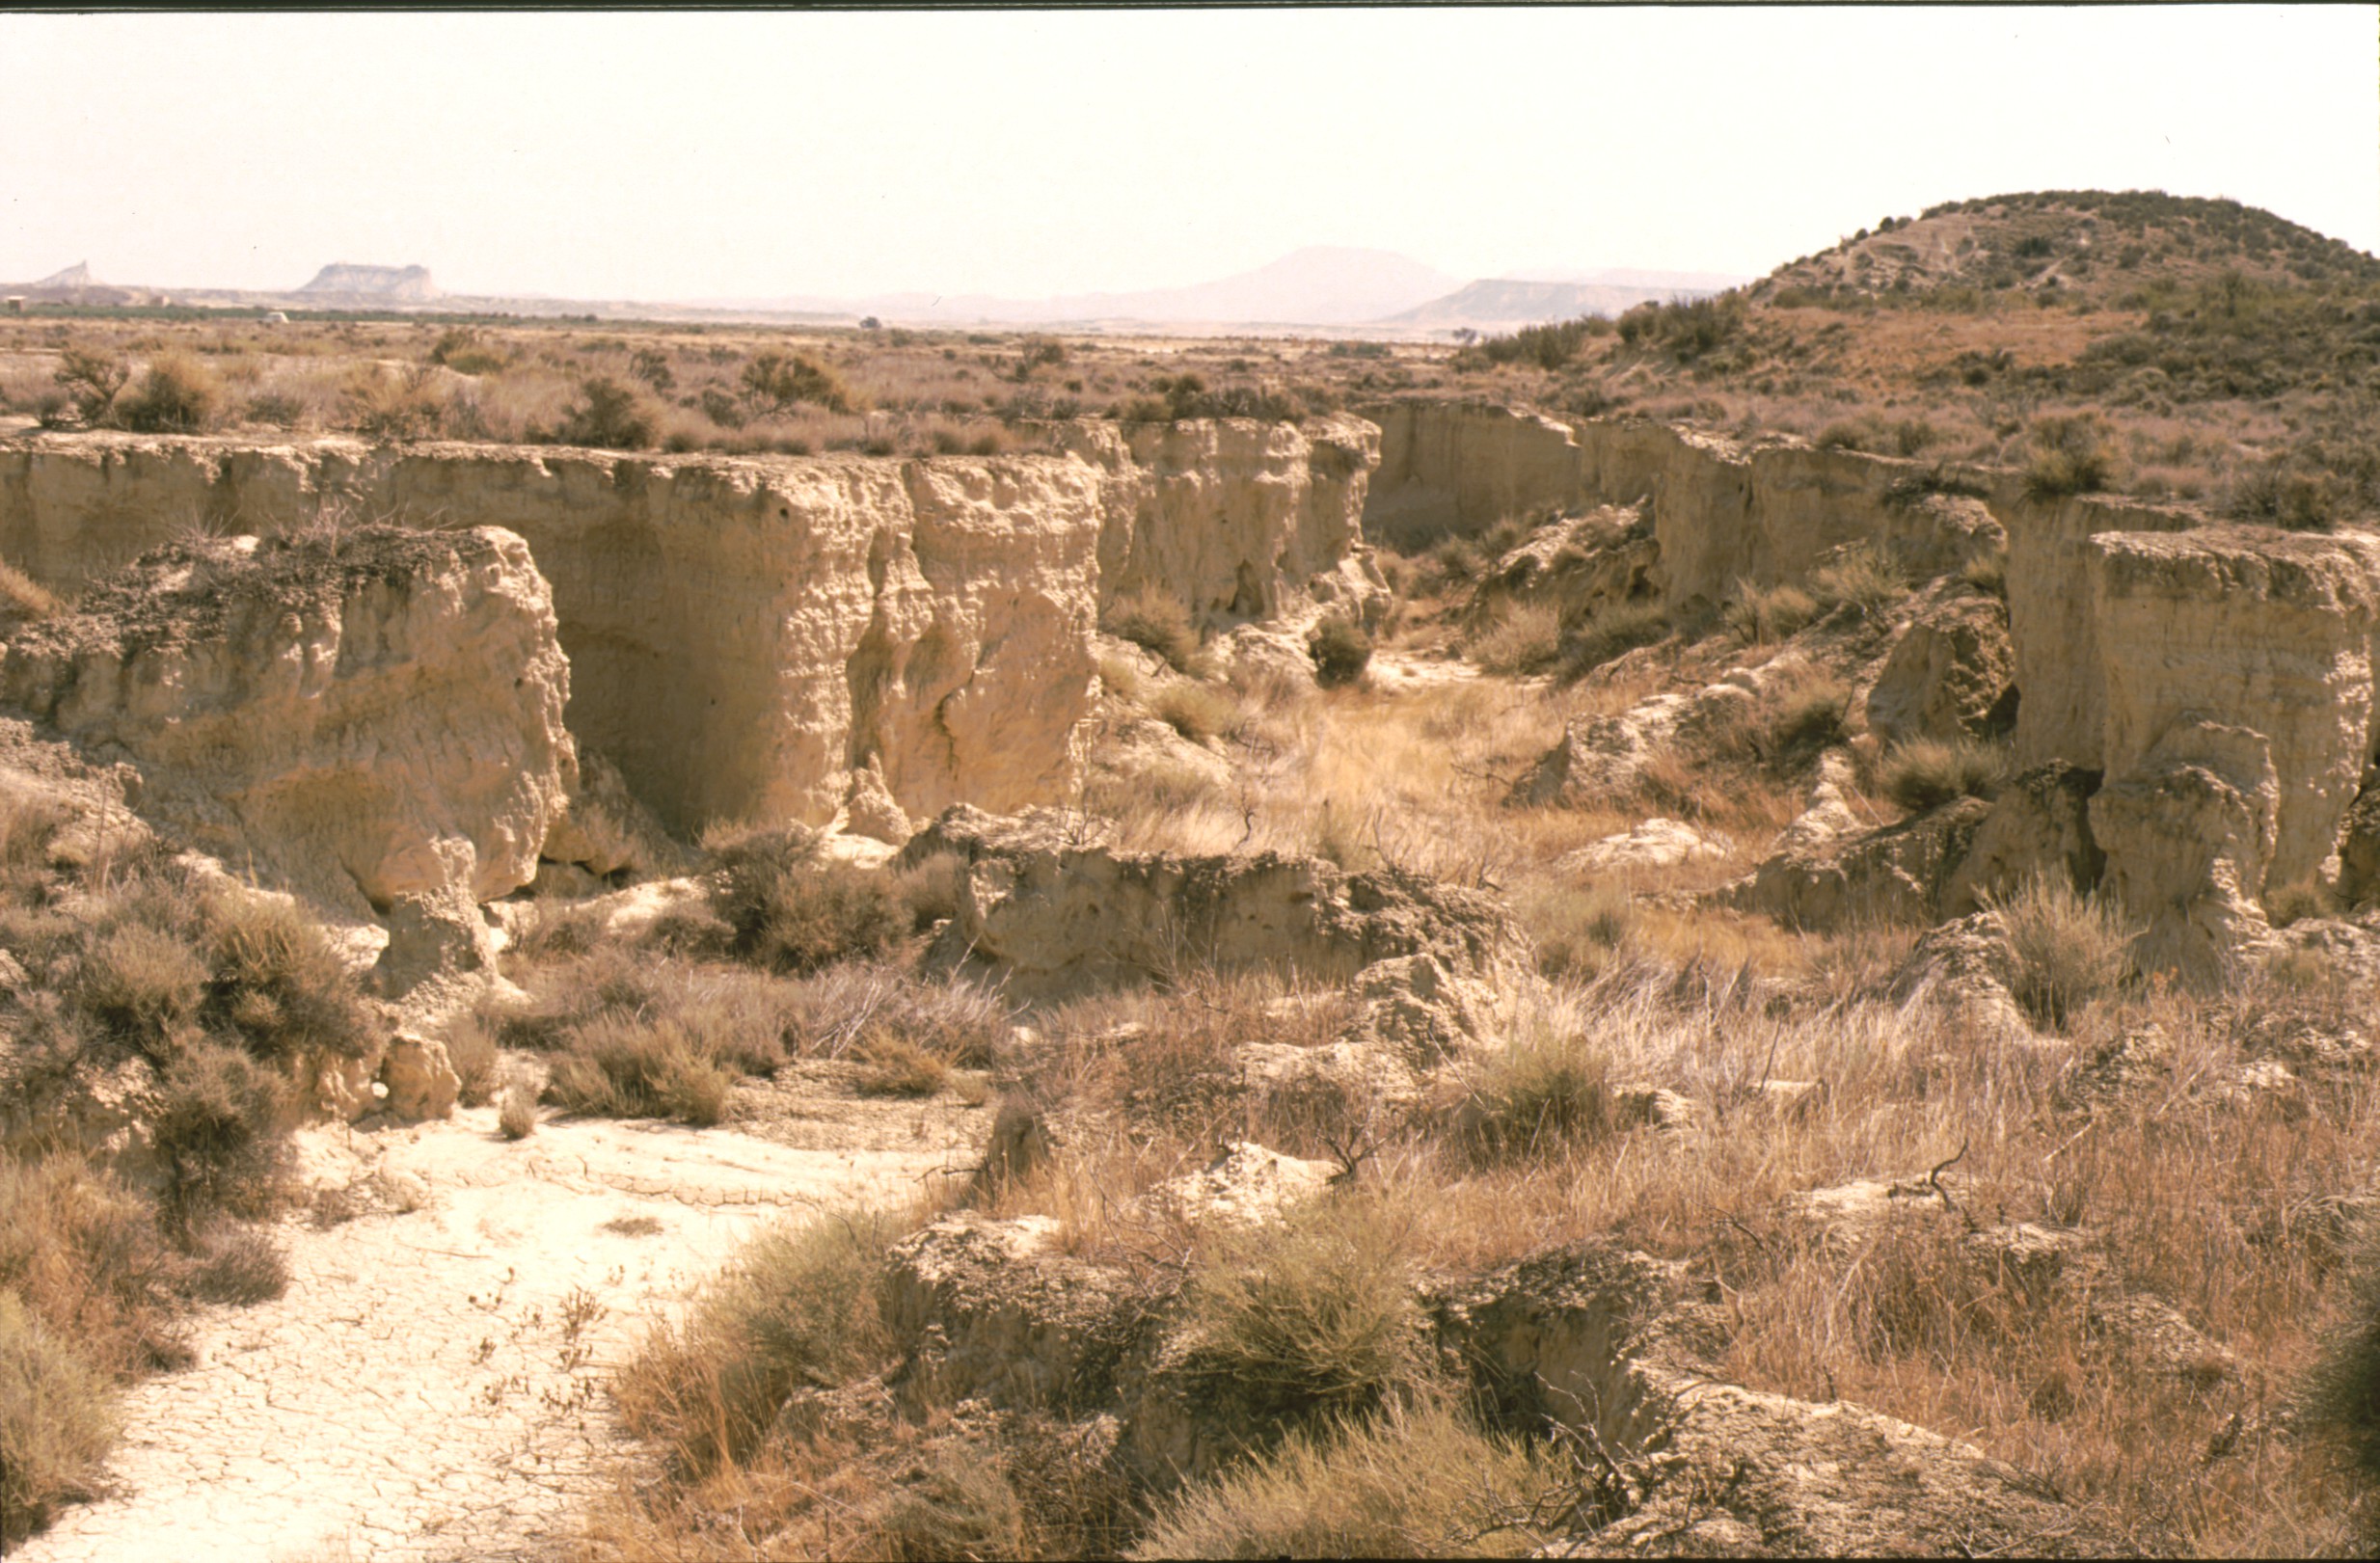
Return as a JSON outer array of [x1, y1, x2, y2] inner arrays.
[[0, 180, 2375, 1563]]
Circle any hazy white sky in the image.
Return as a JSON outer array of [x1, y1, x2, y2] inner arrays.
[[3, 6, 2372, 301]]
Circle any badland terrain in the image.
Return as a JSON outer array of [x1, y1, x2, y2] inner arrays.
[[1, 189, 2378, 1558]]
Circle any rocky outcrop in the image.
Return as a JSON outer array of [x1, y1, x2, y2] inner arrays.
[[0, 526, 570, 916], [2002, 494, 2203, 768], [1739, 793, 1991, 932], [1464, 502, 1657, 630], [1865, 592, 2014, 747], [2086, 527, 2380, 903], [1941, 762, 2103, 916], [1050, 415, 1387, 633], [0, 426, 1383, 840], [899, 804, 1521, 1001], [1365, 399, 2006, 610], [2090, 717, 2284, 974]]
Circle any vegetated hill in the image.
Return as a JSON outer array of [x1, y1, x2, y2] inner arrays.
[[1752, 190, 2380, 308]]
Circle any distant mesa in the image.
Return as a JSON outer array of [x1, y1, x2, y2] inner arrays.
[[301, 263, 439, 301], [34, 260, 95, 290]]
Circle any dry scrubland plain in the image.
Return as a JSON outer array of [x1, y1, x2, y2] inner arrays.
[[0, 190, 2377, 1559]]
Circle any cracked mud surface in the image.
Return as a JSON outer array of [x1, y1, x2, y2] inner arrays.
[[16, 1086, 988, 1563]]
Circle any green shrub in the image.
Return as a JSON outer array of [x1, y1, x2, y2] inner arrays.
[[1104, 588, 1203, 674], [711, 828, 904, 975], [0, 1291, 120, 1544], [614, 1208, 900, 1473], [54, 346, 130, 425], [1990, 874, 2131, 1030], [2021, 414, 2117, 499], [1181, 1190, 1428, 1433], [1130, 1396, 1555, 1559], [556, 375, 658, 450], [1881, 738, 2006, 812], [116, 353, 222, 434], [1309, 614, 1373, 687]]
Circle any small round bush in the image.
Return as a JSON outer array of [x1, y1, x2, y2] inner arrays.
[[1308, 614, 1373, 687]]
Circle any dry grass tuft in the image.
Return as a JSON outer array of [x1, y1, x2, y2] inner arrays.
[[1131, 1395, 1555, 1559], [614, 1209, 903, 1475], [1990, 874, 2133, 1030], [1880, 736, 2006, 811]]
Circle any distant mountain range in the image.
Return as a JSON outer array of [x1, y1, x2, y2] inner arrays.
[[3, 247, 1749, 335]]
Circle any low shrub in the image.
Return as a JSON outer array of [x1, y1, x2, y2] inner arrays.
[[1130, 1396, 1555, 1559], [556, 375, 658, 450], [1458, 1024, 1613, 1160], [614, 1208, 901, 1473], [343, 365, 448, 443], [203, 892, 384, 1063], [1556, 598, 1670, 679], [1309, 614, 1373, 687], [1466, 601, 1563, 675], [852, 1031, 949, 1098], [2305, 1215, 2380, 1497], [1151, 681, 1242, 744], [1807, 542, 1907, 617], [1990, 874, 2131, 1030], [741, 351, 860, 416], [499, 1081, 538, 1140], [1881, 737, 2006, 812], [1514, 882, 1636, 980], [0, 1291, 120, 1545], [710, 828, 905, 975], [2021, 413, 2117, 499], [70, 923, 205, 1063], [1181, 1189, 1428, 1434], [181, 1224, 291, 1306], [544, 1006, 780, 1127], [1723, 580, 1820, 644], [444, 1014, 500, 1108], [116, 353, 222, 434], [1104, 588, 1203, 674], [149, 1039, 289, 1225]]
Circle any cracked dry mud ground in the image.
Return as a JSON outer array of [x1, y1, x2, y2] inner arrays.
[[16, 1083, 989, 1563]]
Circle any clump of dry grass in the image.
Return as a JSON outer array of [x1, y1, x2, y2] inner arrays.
[[1466, 601, 1563, 675], [614, 1208, 904, 1475], [852, 1031, 950, 1099], [1880, 736, 2006, 811], [1131, 1395, 1555, 1560], [1104, 589, 1204, 675], [1178, 1187, 1431, 1435], [1453, 1021, 1614, 1163], [1150, 681, 1243, 744], [1989, 874, 2132, 1030]]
